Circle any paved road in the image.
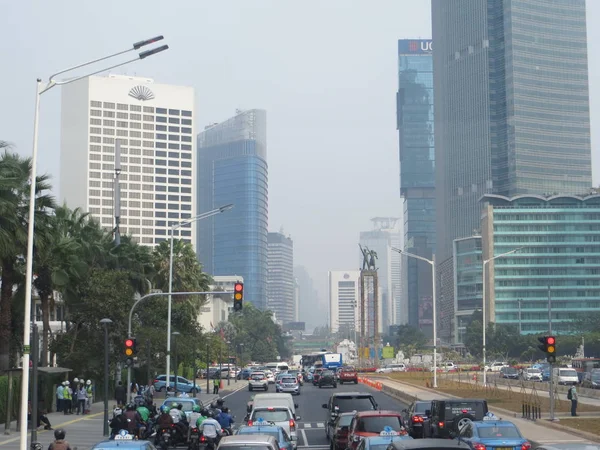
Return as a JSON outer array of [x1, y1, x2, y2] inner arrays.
[[222, 381, 408, 449]]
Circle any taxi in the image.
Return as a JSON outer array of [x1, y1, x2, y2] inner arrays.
[[91, 431, 156, 450], [348, 410, 406, 450], [236, 419, 294, 450], [354, 428, 412, 450], [457, 419, 530, 450]]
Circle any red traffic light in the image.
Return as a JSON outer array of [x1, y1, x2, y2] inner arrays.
[[547, 336, 555, 345], [235, 283, 243, 292], [125, 339, 134, 347]]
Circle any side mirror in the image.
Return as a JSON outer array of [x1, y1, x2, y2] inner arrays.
[[295, 404, 299, 408], [322, 404, 328, 409], [353, 436, 360, 443], [425, 410, 431, 417], [296, 416, 302, 421]]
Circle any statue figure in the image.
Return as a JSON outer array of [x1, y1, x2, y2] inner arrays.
[[359, 244, 370, 271], [368, 250, 378, 270]]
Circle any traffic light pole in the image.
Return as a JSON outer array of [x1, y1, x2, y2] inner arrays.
[[126, 290, 232, 400]]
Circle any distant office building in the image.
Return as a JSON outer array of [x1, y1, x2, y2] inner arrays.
[[432, 0, 592, 332], [295, 266, 324, 330], [197, 275, 242, 332], [294, 277, 300, 322], [328, 271, 360, 335], [197, 109, 268, 309], [267, 231, 295, 324], [60, 75, 195, 246], [481, 194, 600, 335], [397, 39, 436, 333], [453, 236, 482, 344], [359, 218, 403, 329]]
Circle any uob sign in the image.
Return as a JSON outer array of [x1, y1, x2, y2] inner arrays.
[[420, 41, 433, 52], [400, 39, 433, 54]]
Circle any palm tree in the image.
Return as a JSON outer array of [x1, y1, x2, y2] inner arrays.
[[0, 150, 54, 370]]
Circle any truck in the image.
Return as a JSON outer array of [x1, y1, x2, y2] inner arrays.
[[321, 352, 343, 369]]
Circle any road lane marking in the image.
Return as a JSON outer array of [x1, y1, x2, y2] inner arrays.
[[304, 424, 312, 428], [222, 383, 249, 398], [0, 412, 103, 446], [300, 429, 308, 447], [316, 423, 324, 428]]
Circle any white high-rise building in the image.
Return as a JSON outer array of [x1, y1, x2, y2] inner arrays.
[[359, 218, 404, 330], [60, 74, 195, 246], [328, 270, 360, 335]]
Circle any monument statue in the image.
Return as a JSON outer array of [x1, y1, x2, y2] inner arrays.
[[359, 244, 370, 271], [368, 250, 378, 270]]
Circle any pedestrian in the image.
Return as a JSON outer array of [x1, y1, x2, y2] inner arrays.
[[56, 383, 64, 413], [213, 375, 220, 394], [76, 384, 87, 415], [63, 382, 72, 415], [85, 380, 93, 413], [568, 384, 579, 416], [115, 380, 126, 406]]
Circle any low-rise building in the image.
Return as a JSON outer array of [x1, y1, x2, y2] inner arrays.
[[196, 275, 242, 331]]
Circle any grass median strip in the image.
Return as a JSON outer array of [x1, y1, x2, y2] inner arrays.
[[555, 418, 600, 436]]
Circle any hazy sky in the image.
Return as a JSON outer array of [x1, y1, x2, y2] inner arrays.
[[2, 1, 599, 316]]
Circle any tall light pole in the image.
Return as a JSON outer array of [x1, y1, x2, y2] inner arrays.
[[100, 318, 113, 437], [226, 341, 231, 386], [391, 247, 438, 388], [482, 247, 522, 386], [172, 332, 181, 394], [20, 37, 168, 450], [166, 204, 234, 387]]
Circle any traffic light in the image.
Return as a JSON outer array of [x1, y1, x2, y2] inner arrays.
[[538, 336, 556, 363], [125, 337, 137, 367], [233, 282, 244, 311]]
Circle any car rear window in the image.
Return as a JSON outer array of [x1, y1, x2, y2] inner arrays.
[[333, 396, 376, 413], [281, 377, 296, 384], [220, 446, 273, 450], [444, 402, 485, 417], [337, 415, 354, 427], [560, 369, 577, 377], [505, 368, 517, 374], [251, 373, 265, 380], [239, 429, 280, 440], [341, 367, 356, 372], [356, 416, 402, 433], [252, 409, 291, 422], [414, 402, 431, 413], [477, 426, 520, 438]]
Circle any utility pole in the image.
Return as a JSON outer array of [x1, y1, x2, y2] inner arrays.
[[146, 339, 151, 388], [548, 286, 558, 421]]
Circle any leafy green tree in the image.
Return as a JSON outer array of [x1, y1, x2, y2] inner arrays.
[[394, 325, 427, 349], [228, 304, 281, 362]]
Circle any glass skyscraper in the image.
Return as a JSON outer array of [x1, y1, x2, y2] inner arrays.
[[197, 109, 268, 309], [397, 39, 436, 330], [433, 0, 592, 264]]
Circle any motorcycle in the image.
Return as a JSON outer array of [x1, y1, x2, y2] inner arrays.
[[199, 435, 218, 450], [157, 426, 174, 450], [188, 426, 201, 450]]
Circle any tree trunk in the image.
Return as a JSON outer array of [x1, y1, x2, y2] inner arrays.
[[0, 260, 15, 370], [39, 292, 50, 366]]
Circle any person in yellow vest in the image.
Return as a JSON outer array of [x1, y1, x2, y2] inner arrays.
[[63, 381, 72, 415], [212, 375, 220, 394], [85, 380, 93, 413]]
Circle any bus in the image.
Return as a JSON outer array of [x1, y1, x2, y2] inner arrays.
[[321, 352, 343, 369], [300, 351, 327, 369]]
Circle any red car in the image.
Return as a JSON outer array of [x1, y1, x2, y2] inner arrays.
[[347, 410, 406, 450], [312, 368, 324, 385], [338, 366, 358, 384], [328, 412, 355, 450]]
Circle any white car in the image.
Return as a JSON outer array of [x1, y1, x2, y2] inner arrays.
[[248, 371, 269, 391], [376, 363, 406, 373], [265, 370, 276, 384], [523, 368, 542, 381], [485, 362, 509, 372]]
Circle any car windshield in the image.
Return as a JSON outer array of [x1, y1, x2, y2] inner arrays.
[[281, 377, 296, 384], [356, 416, 402, 433], [323, 371, 334, 376], [334, 396, 376, 413], [163, 401, 195, 411], [505, 368, 517, 374], [414, 402, 431, 413], [477, 426, 520, 438], [592, 374, 600, 381], [341, 367, 355, 372], [253, 409, 291, 422], [444, 402, 485, 417], [560, 370, 578, 377]]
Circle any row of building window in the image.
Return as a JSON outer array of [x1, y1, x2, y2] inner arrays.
[[90, 101, 191, 117]]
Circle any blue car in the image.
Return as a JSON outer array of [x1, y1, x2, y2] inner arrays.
[[91, 435, 155, 450], [236, 422, 294, 450], [153, 375, 200, 393], [161, 398, 203, 420], [356, 428, 413, 450], [457, 419, 530, 450]]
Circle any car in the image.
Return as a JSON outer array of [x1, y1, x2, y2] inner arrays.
[[376, 364, 406, 374], [356, 431, 413, 450], [386, 438, 471, 450], [582, 371, 600, 389], [328, 412, 355, 449], [313, 368, 324, 385], [287, 369, 304, 386], [427, 399, 488, 439], [402, 401, 431, 439], [160, 397, 203, 420], [217, 434, 280, 450], [153, 375, 200, 393], [485, 362, 509, 372], [90, 438, 157, 450], [236, 422, 294, 450], [237, 368, 253, 380], [276, 372, 289, 385], [319, 370, 338, 388], [248, 371, 269, 391], [247, 406, 299, 449], [276, 375, 301, 395], [522, 368, 542, 382], [347, 411, 406, 450], [323, 392, 379, 438], [339, 367, 359, 384], [265, 370, 276, 384], [500, 367, 519, 380], [457, 419, 530, 450]]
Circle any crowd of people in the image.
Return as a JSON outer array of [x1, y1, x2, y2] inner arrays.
[[55, 378, 94, 415]]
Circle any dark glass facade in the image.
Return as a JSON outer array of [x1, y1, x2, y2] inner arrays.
[[197, 110, 268, 309], [397, 39, 436, 330]]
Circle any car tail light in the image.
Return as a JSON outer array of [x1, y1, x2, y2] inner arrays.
[[472, 443, 486, 450], [290, 419, 296, 430], [192, 428, 198, 432], [248, 420, 253, 426], [522, 443, 531, 450], [412, 416, 424, 423], [153, 379, 159, 384]]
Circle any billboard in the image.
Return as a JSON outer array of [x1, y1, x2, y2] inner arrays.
[[382, 346, 395, 359], [398, 39, 433, 55]]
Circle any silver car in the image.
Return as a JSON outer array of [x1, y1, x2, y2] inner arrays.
[[248, 371, 269, 391], [276, 375, 300, 395], [217, 434, 279, 450], [248, 406, 299, 449]]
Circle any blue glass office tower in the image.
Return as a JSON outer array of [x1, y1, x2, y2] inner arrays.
[[197, 110, 268, 309], [397, 39, 435, 330]]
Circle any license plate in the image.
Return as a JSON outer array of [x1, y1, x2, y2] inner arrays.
[[496, 447, 512, 450]]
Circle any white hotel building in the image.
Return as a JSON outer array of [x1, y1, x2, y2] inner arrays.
[[328, 270, 360, 334], [60, 75, 195, 245]]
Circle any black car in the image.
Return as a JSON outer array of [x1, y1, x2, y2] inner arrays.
[[402, 401, 431, 438], [427, 399, 488, 438], [500, 367, 519, 379], [318, 370, 337, 388], [322, 392, 378, 438], [385, 438, 471, 450]]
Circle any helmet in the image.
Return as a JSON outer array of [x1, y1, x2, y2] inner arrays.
[[54, 429, 66, 440], [193, 405, 201, 413], [177, 403, 183, 410], [114, 408, 123, 416], [216, 398, 224, 406], [86, 380, 91, 385], [73, 378, 79, 383], [65, 381, 70, 386], [171, 402, 178, 408], [160, 405, 170, 414], [200, 408, 209, 417], [62, 381, 67, 386], [126, 403, 135, 411]]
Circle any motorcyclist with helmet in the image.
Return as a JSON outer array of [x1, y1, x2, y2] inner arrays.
[[48, 429, 72, 450], [136, 401, 152, 439], [124, 403, 142, 436], [168, 402, 188, 444], [196, 408, 209, 428], [109, 407, 128, 439], [198, 410, 223, 450], [217, 407, 234, 435], [155, 406, 174, 445], [187, 405, 204, 442]]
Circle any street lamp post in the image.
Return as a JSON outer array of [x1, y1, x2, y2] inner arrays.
[[172, 332, 181, 394], [166, 204, 234, 391], [20, 37, 168, 450], [100, 318, 113, 437], [482, 248, 522, 386], [226, 341, 231, 386], [391, 247, 438, 388]]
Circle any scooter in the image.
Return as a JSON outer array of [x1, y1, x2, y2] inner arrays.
[[188, 426, 201, 450]]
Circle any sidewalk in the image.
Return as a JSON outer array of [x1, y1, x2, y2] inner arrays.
[[371, 377, 599, 446]]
